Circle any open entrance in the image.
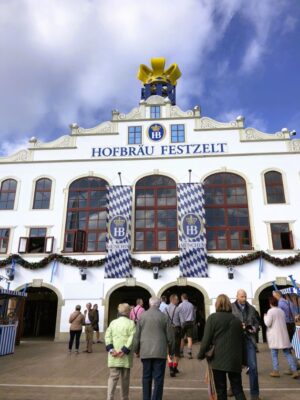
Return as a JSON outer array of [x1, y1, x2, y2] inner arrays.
[[23, 287, 58, 339], [161, 285, 206, 341], [108, 286, 151, 324], [258, 283, 293, 342]]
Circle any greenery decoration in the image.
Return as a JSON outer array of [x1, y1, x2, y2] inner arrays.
[[0, 251, 299, 271]]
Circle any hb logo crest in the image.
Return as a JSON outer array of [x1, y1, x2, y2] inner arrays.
[[182, 213, 203, 240], [148, 123, 165, 141], [109, 216, 127, 241]]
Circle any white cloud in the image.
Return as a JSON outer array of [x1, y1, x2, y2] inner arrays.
[[0, 0, 292, 155]]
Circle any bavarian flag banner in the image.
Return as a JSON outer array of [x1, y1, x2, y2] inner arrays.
[[177, 183, 208, 277], [105, 186, 132, 278]]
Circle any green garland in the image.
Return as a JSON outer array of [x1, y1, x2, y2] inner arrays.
[[0, 251, 299, 271]]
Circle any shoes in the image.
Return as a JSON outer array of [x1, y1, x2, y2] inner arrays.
[[251, 396, 263, 400], [245, 367, 250, 375], [270, 370, 280, 377], [284, 369, 293, 375], [187, 353, 193, 359], [170, 367, 176, 377], [75, 350, 79, 354], [68, 350, 72, 354], [97, 340, 103, 343], [179, 352, 184, 358], [291, 371, 299, 379], [84, 350, 92, 353], [227, 388, 234, 397], [174, 367, 180, 373]]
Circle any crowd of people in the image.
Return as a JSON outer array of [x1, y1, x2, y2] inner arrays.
[[68, 289, 300, 400]]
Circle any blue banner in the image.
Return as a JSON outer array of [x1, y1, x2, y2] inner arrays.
[[177, 183, 208, 277], [105, 186, 133, 278]]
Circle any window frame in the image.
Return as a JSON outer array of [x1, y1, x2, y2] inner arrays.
[[171, 124, 185, 143], [134, 175, 178, 252], [270, 222, 294, 250], [0, 228, 10, 254], [32, 178, 52, 209], [18, 228, 54, 254], [204, 173, 252, 251], [150, 106, 161, 119], [0, 179, 17, 210], [128, 126, 142, 145], [264, 171, 286, 204]]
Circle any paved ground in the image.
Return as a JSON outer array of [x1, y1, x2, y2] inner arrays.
[[0, 341, 299, 400]]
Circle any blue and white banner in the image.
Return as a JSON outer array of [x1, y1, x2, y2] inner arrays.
[[105, 186, 132, 278], [177, 183, 208, 277]]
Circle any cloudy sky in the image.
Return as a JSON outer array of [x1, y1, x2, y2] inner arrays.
[[1, 0, 300, 156]]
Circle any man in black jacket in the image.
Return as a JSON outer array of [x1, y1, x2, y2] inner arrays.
[[232, 289, 261, 400]]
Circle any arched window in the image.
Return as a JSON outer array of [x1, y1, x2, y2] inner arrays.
[[33, 178, 52, 209], [64, 177, 108, 252], [0, 179, 17, 210], [204, 173, 252, 250], [264, 171, 285, 204], [135, 175, 178, 251]]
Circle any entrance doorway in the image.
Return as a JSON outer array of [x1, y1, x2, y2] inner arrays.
[[161, 285, 206, 341], [258, 284, 292, 342], [108, 286, 151, 324], [23, 287, 58, 338]]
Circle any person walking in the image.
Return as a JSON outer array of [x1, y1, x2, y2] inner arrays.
[[68, 305, 85, 353], [93, 304, 103, 343], [198, 294, 246, 400], [273, 291, 296, 341], [178, 293, 195, 359], [232, 289, 261, 400], [164, 294, 182, 377], [130, 298, 145, 324], [84, 302, 96, 353], [264, 296, 298, 379], [105, 303, 136, 400], [133, 296, 174, 400], [159, 295, 168, 313]]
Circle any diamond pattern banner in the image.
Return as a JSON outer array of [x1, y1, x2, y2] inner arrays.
[[177, 183, 208, 277], [105, 186, 132, 278]]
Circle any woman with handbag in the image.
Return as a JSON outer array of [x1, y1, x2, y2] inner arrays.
[[198, 294, 246, 400], [68, 305, 85, 353]]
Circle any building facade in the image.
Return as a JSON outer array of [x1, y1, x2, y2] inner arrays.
[[1, 58, 300, 341]]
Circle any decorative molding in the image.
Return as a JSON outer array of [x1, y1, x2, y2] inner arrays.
[[169, 105, 193, 118], [32, 279, 43, 287], [177, 277, 187, 286], [0, 149, 33, 163], [287, 139, 300, 152], [116, 105, 146, 120], [28, 135, 77, 150], [240, 128, 289, 142], [195, 117, 238, 130], [125, 277, 136, 287], [144, 95, 166, 105], [71, 121, 118, 135]]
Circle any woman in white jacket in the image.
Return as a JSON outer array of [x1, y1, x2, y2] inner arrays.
[[264, 296, 298, 379]]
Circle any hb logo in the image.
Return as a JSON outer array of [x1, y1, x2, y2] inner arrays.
[[148, 124, 165, 141], [109, 216, 127, 241], [182, 213, 203, 240]]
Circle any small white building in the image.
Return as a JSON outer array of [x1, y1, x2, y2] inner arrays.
[[0, 58, 299, 341]]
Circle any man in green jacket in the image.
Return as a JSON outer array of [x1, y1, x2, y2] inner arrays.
[[105, 303, 136, 400]]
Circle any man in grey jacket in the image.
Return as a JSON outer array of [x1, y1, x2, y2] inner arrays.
[[133, 296, 174, 400]]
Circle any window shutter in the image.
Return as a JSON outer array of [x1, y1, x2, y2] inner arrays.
[[18, 237, 28, 253], [45, 236, 54, 253]]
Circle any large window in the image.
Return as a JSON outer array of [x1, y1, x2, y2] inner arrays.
[[0, 179, 17, 210], [171, 124, 185, 143], [264, 171, 285, 204], [33, 178, 52, 209], [135, 175, 178, 251], [64, 177, 108, 252], [128, 126, 142, 144], [0, 228, 10, 253], [270, 223, 293, 250], [204, 173, 252, 250]]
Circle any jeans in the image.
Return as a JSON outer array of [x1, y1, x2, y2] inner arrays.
[[271, 348, 297, 372], [69, 330, 82, 350], [141, 358, 166, 400], [212, 369, 246, 400], [246, 336, 259, 397]]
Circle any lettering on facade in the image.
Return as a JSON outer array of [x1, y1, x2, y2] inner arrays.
[[91, 143, 227, 158]]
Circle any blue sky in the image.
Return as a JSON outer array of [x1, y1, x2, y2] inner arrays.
[[0, 0, 300, 156]]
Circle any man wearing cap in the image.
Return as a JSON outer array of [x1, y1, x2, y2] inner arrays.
[[105, 303, 136, 400]]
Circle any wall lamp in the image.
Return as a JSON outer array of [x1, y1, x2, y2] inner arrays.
[[227, 266, 234, 280], [79, 267, 87, 281], [5, 266, 15, 281], [151, 256, 161, 279]]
